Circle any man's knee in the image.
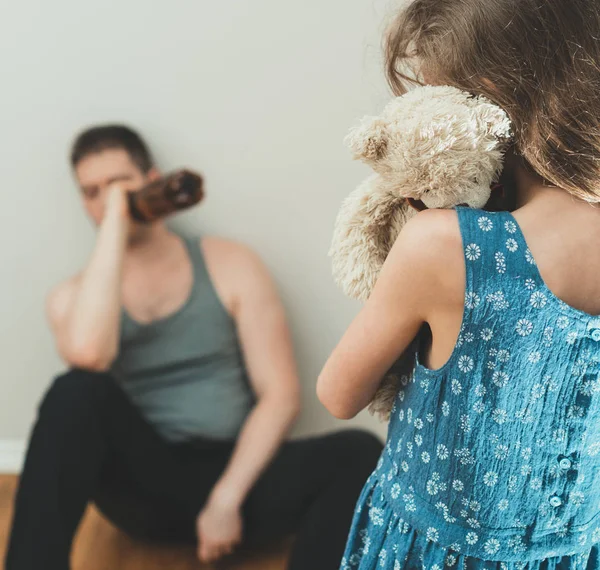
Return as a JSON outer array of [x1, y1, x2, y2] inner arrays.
[[38, 368, 116, 419], [331, 429, 384, 469]]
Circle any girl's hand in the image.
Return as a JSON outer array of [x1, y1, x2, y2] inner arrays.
[[196, 495, 243, 563]]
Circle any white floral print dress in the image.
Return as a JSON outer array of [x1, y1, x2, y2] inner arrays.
[[340, 207, 600, 570]]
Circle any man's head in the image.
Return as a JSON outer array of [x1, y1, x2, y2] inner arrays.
[[70, 124, 160, 226]]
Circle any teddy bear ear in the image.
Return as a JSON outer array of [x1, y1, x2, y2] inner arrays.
[[474, 97, 514, 143], [345, 117, 390, 163]]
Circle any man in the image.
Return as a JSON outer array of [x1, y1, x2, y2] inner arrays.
[[5, 125, 383, 570]]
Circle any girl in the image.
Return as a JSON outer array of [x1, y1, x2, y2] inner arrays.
[[317, 0, 600, 568]]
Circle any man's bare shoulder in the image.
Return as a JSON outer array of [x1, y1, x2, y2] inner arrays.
[[198, 236, 273, 313], [199, 236, 265, 274]]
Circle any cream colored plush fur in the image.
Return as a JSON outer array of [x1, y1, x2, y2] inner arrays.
[[329, 85, 512, 420]]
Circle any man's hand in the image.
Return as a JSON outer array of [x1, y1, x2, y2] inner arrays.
[[104, 183, 131, 222], [191, 239, 300, 564], [196, 493, 243, 563]]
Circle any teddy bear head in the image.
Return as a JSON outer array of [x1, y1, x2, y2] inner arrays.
[[345, 85, 513, 210]]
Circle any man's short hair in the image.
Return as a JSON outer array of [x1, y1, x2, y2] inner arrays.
[[70, 124, 154, 173]]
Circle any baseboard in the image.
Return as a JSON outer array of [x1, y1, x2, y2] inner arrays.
[[0, 440, 26, 473]]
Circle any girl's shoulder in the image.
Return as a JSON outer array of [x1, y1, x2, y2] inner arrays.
[[406, 207, 514, 259], [402, 208, 462, 243], [393, 207, 521, 299], [397, 208, 464, 269], [453, 206, 520, 249]]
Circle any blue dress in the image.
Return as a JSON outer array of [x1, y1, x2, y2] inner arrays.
[[340, 207, 600, 570]]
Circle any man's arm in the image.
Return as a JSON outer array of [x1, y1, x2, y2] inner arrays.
[[47, 186, 130, 371], [317, 209, 463, 419], [206, 239, 301, 506], [196, 238, 301, 562]]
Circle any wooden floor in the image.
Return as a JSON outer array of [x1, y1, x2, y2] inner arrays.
[[0, 475, 291, 570]]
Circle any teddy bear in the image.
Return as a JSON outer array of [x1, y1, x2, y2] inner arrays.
[[329, 85, 513, 420]]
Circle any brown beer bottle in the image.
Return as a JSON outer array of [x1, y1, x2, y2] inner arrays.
[[128, 169, 204, 223]]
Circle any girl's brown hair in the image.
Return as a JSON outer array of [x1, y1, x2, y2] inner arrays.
[[385, 0, 600, 203]]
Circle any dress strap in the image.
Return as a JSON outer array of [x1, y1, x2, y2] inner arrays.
[[455, 207, 541, 320], [499, 211, 548, 286]]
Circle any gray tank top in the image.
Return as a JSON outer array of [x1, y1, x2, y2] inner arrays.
[[110, 235, 256, 442]]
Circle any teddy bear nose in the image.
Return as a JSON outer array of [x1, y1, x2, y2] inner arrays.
[[407, 198, 428, 212]]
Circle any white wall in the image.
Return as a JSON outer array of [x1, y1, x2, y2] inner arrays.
[[0, 0, 404, 447]]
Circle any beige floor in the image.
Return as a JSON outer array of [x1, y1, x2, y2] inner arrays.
[[0, 475, 291, 570]]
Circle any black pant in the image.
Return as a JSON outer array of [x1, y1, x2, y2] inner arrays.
[[5, 369, 383, 570]]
